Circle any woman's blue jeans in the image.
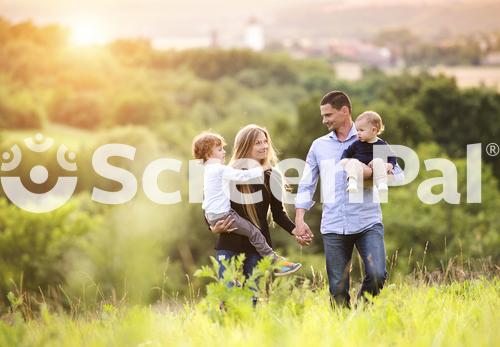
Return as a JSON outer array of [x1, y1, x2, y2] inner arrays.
[[322, 223, 387, 308], [215, 249, 262, 280], [215, 250, 262, 306]]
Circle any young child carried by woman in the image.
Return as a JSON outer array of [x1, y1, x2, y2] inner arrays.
[[192, 131, 302, 277]]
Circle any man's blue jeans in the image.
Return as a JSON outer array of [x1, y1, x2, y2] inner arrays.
[[322, 223, 387, 308]]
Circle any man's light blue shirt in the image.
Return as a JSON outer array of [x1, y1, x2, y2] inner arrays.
[[295, 124, 404, 235]]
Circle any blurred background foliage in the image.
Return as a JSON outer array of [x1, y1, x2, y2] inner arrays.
[[0, 18, 499, 310]]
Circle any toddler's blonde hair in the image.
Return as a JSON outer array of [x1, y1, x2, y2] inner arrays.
[[356, 111, 385, 135]]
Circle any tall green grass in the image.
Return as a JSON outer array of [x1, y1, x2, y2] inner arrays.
[[1, 258, 499, 347]]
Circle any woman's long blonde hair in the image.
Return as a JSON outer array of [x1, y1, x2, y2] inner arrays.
[[229, 124, 278, 228]]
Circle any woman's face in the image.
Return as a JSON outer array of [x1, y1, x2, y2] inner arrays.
[[249, 131, 269, 162]]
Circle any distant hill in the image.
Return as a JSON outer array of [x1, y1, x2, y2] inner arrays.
[[270, 1, 500, 40]]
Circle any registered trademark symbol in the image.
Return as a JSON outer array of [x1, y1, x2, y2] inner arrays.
[[486, 143, 499, 157]]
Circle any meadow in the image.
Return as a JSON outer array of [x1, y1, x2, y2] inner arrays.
[[1, 258, 499, 347]]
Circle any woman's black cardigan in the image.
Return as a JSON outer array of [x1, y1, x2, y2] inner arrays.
[[214, 169, 296, 254]]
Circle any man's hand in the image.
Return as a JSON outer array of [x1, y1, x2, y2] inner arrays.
[[292, 226, 313, 246], [292, 214, 314, 246], [209, 217, 236, 234], [294, 209, 314, 246]]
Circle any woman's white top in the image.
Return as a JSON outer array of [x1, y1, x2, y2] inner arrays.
[[202, 163, 262, 214]]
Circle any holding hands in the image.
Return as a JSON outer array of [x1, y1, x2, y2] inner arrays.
[[292, 223, 314, 246], [293, 209, 314, 246]]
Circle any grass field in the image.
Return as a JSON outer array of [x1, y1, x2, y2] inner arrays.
[[1, 275, 499, 347]]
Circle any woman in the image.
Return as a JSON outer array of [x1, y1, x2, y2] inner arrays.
[[210, 124, 299, 278]]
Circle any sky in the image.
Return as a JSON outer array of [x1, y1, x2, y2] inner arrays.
[[0, 0, 315, 39], [0, 0, 492, 45], [0, 1, 477, 34]]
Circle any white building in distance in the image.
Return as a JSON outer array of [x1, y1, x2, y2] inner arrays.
[[244, 17, 265, 51]]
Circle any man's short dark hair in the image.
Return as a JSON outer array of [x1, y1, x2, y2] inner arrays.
[[320, 91, 352, 114]]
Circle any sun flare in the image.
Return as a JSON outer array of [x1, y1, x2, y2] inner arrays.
[[69, 18, 107, 46]]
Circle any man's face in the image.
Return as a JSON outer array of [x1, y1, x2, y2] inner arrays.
[[320, 104, 347, 131]]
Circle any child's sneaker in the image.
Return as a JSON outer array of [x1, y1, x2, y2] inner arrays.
[[346, 179, 358, 193], [377, 183, 388, 191], [274, 258, 302, 277]]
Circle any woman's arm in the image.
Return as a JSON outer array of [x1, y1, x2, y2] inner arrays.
[[266, 170, 295, 235]]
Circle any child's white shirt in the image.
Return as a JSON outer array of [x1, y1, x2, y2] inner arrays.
[[202, 163, 263, 215]]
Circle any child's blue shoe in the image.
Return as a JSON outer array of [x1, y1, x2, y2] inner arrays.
[[273, 258, 302, 277]]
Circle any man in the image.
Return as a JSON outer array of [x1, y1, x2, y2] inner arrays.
[[294, 91, 403, 308]]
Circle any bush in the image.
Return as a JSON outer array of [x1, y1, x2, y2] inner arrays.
[[0, 195, 101, 302], [49, 92, 104, 129], [0, 89, 43, 129], [109, 92, 168, 126]]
